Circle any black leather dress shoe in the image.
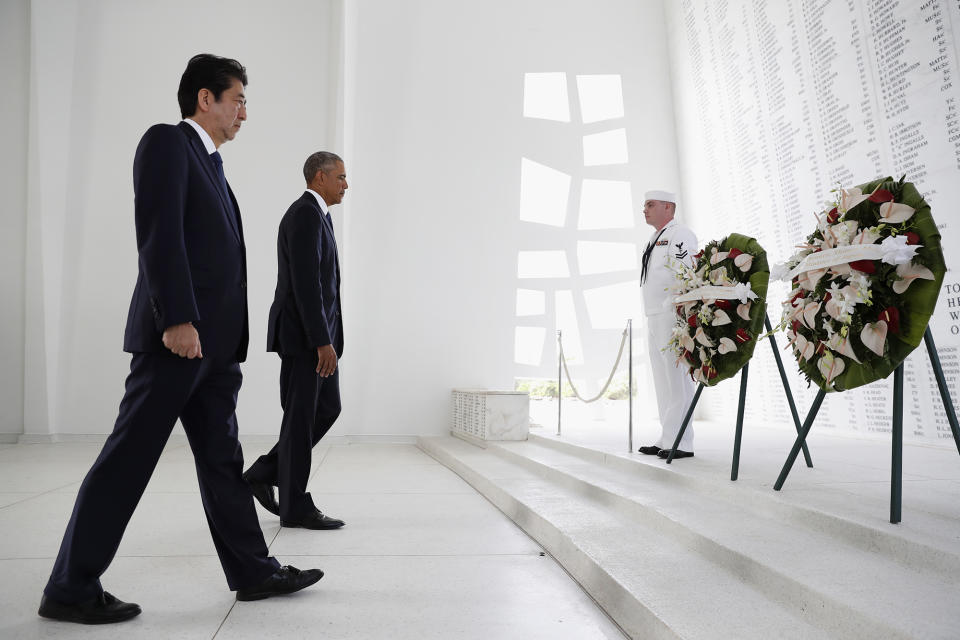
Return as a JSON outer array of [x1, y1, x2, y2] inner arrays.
[[281, 509, 345, 530], [658, 449, 694, 459], [38, 592, 141, 624], [638, 445, 662, 455], [243, 471, 279, 516], [236, 565, 323, 601]]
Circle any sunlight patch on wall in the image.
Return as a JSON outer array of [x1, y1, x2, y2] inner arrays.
[[514, 326, 546, 366], [576, 74, 624, 123], [516, 288, 546, 316], [555, 290, 583, 363], [583, 128, 628, 166], [578, 179, 634, 229], [576, 241, 638, 275], [517, 250, 571, 278], [522, 72, 570, 122], [519, 158, 571, 227], [583, 280, 642, 329]]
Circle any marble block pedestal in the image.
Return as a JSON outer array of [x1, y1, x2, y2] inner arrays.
[[451, 389, 529, 446]]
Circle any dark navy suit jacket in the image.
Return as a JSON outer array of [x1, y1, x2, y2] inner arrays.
[[266, 192, 342, 356], [123, 122, 249, 362]]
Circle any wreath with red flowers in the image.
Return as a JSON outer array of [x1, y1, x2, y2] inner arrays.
[[778, 176, 945, 391], [667, 233, 769, 387]]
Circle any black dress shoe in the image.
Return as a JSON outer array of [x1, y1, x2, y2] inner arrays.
[[657, 449, 694, 459], [236, 565, 323, 601], [638, 445, 662, 455], [243, 471, 279, 516], [38, 592, 141, 624], [281, 509, 345, 530]]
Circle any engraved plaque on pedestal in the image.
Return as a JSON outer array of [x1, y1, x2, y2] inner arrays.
[[451, 389, 530, 446]]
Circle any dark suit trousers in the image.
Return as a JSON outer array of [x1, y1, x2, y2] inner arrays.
[[246, 353, 341, 521], [44, 352, 279, 604]]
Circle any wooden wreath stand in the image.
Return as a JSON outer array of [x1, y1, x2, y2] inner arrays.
[[664, 315, 814, 480], [773, 327, 960, 524]]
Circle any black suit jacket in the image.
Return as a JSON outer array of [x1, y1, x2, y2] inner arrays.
[[267, 192, 343, 356], [123, 122, 249, 362]]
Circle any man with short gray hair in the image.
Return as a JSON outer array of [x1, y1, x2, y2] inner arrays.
[[638, 190, 698, 459], [243, 152, 347, 529]]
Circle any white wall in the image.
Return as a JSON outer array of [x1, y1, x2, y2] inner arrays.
[[337, 0, 679, 437], [0, 0, 30, 440], [17, 0, 338, 438]]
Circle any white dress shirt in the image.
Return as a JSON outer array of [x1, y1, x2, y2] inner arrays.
[[182, 118, 217, 155]]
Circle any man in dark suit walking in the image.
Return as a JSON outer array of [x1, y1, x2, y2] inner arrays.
[[243, 152, 347, 530], [38, 54, 322, 625]]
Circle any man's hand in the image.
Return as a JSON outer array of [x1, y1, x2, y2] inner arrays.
[[316, 344, 338, 377], [162, 322, 203, 359]]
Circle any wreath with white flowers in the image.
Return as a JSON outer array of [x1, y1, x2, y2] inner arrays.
[[776, 176, 946, 391], [667, 233, 769, 387]]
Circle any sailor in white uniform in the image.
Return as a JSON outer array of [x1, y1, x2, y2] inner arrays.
[[638, 190, 698, 459]]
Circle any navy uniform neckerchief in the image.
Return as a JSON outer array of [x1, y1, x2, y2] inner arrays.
[[641, 227, 668, 285]]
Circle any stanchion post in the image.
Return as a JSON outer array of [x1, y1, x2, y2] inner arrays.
[[891, 364, 903, 524], [556, 330, 562, 437], [628, 319, 633, 453]]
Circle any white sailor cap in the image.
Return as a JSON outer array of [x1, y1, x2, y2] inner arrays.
[[644, 190, 677, 204]]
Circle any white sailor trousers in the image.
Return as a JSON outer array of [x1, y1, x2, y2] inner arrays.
[[647, 311, 696, 451]]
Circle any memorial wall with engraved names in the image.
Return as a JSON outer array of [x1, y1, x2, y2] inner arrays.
[[665, 0, 960, 443]]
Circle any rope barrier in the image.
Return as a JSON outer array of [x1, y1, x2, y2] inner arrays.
[[558, 325, 629, 403]]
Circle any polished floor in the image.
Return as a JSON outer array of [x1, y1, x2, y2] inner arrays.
[[0, 438, 626, 639]]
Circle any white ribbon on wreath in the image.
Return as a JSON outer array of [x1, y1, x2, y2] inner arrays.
[[776, 235, 918, 281], [674, 282, 758, 304]]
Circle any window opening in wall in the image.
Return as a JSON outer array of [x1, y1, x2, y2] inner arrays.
[[515, 72, 641, 429]]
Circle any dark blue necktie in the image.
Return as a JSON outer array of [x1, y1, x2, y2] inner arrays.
[[210, 151, 231, 204], [324, 211, 341, 298], [210, 150, 244, 242]]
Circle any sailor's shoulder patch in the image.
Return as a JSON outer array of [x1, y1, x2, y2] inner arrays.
[[674, 240, 689, 260]]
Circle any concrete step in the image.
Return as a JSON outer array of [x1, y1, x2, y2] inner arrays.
[[528, 433, 960, 579], [418, 434, 960, 640]]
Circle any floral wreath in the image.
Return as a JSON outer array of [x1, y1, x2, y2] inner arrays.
[[776, 176, 946, 391], [667, 233, 770, 386]]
